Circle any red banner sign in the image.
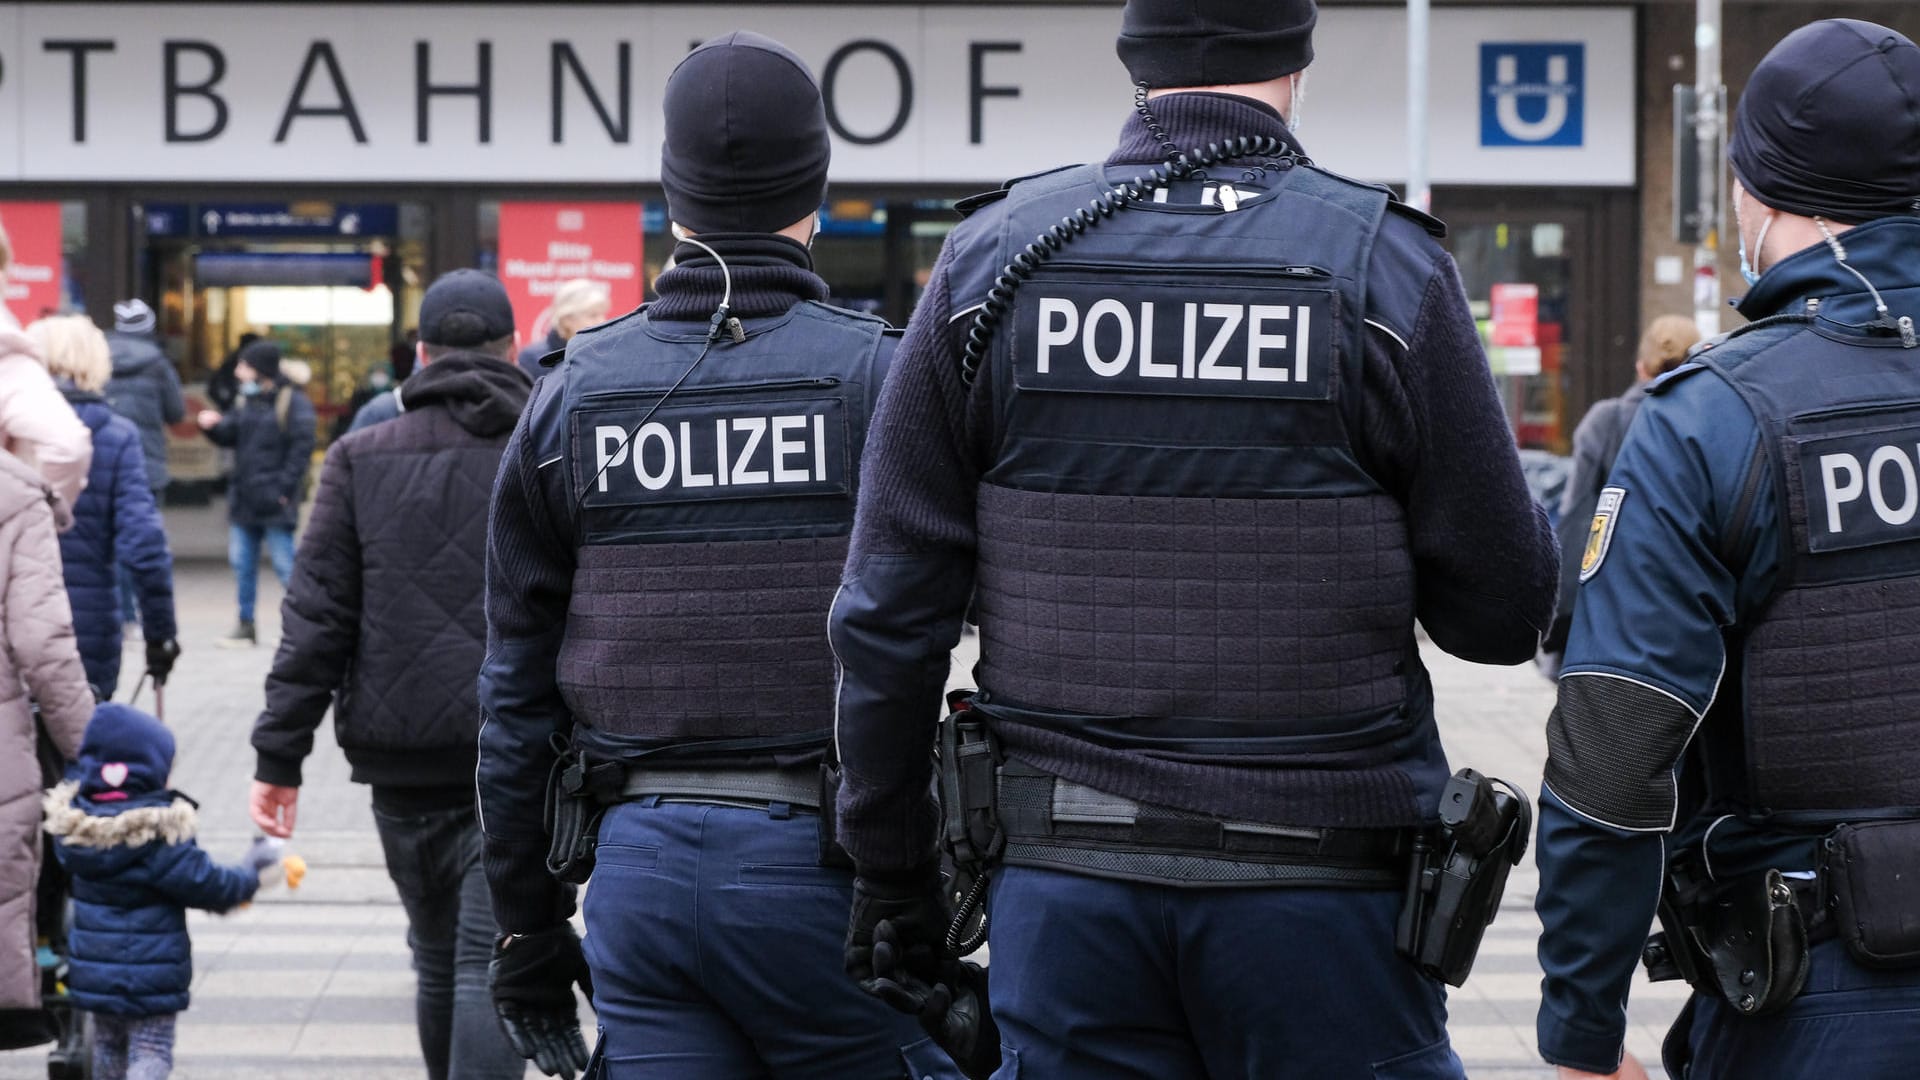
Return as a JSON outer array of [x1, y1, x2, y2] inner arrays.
[[0, 202, 64, 326], [1489, 282, 1540, 348], [497, 202, 642, 346]]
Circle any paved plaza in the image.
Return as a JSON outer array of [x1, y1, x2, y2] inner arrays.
[[5, 510, 1680, 1078]]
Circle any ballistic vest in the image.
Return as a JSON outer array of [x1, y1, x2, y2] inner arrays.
[[963, 162, 1423, 759], [1695, 316, 1920, 814], [534, 302, 890, 759]]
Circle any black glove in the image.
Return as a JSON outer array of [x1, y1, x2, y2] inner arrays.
[[490, 926, 594, 1079], [872, 920, 1002, 1080], [845, 868, 950, 1014], [145, 638, 181, 686]]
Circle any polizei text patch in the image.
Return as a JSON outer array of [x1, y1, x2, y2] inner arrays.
[[573, 396, 849, 508]]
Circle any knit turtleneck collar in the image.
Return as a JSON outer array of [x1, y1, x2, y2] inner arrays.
[[650, 233, 830, 322], [1108, 91, 1303, 168]]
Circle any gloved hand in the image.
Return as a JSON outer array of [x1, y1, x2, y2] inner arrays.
[[871, 922, 1002, 1080], [490, 926, 593, 1079], [244, 836, 289, 888], [145, 638, 181, 686], [845, 867, 951, 1014]]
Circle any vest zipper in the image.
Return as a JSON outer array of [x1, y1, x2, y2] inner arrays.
[[1041, 261, 1332, 280], [576, 376, 841, 403], [1785, 397, 1920, 425]]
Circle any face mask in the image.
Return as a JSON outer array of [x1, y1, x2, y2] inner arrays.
[[239, 380, 261, 397], [369, 371, 391, 390], [1288, 73, 1305, 132], [1740, 210, 1775, 288]]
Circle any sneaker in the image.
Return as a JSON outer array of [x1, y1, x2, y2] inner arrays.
[[216, 621, 257, 649]]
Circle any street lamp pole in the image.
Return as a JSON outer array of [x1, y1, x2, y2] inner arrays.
[[1407, 0, 1431, 213], [1694, 0, 1724, 337]]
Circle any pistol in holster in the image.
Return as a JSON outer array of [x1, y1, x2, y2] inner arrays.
[[1396, 768, 1532, 987], [544, 738, 622, 885], [1642, 859, 1810, 1017], [937, 690, 1002, 952]]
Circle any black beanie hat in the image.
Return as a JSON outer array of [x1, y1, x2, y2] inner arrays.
[[1729, 19, 1920, 224], [238, 339, 283, 382], [661, 32, 831, 235], [1118, 0, 1318, 89]]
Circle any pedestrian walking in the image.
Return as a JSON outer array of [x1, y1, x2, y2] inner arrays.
[[829, 2, 1557, 1077], [0, 446, 92, 1044], [45, 704, 281, 1080], [477, 32, 953, 1080], [1540, 314, 1699, 668], [1534, 20, 1920, 1080], [0, 220, 91, 525], [195, 340, 315, 648], [29, 314, 179, 699], [515, 277, 610, 379], [103, 298, 186, 632], [248, 269, 530, 1080]]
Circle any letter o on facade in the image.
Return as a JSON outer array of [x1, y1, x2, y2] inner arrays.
[[822, 40, 913, 146]]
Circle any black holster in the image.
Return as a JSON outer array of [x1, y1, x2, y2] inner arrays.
[[544, 743, 621, 885], [1395, 768, 1532, 987], [1642, 864, 1808, 1016], [937, 691, 1001, 951]]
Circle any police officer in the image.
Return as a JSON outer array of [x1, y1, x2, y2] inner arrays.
[[1534, 20, 1920, 1080], [830, 1, 1558, 1075], [477, 32, 961, 1080]]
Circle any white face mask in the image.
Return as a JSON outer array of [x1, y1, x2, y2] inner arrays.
[[1288, 73, 1306, 132]]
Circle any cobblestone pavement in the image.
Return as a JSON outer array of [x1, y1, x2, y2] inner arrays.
[[4, 514, 1679, 1078]]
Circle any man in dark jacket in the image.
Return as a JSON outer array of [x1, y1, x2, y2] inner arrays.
[[248, 270, 530, 1080], [103, 298, 186, 631], [196, 340, 316, 647]]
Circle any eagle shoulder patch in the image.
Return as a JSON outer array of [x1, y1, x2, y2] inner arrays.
[[1579, 487, 1627, 582]]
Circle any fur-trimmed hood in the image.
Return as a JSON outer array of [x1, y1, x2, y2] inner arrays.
[[43, 781, 197, 849]]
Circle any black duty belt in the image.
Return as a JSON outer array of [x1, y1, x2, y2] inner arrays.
[[994, 762, 1408, 888], [619, 765, 820, 812]]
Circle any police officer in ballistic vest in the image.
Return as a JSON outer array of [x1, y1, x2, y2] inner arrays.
[[1534, 20, 1920, 1080], [830, 2, 1558, 1075], [477, 32, 961, 1080]]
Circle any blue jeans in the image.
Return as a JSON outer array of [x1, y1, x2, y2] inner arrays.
[[372, 805, 523, 1080], [583, 800, 955, 1079], [227, 523, 294, 623], [1665, 940, 1920, 1079], [985, 867, 1464, 1080]]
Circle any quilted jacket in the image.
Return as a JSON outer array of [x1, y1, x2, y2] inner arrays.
[[0, 449, 91, 1010], [252, 353, 531, 789], [59, 391, 176, 696], [43, 781, 257, 1016]]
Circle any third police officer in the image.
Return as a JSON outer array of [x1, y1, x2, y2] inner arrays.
[[830, 1, 1558, 1076], [1535, 20, 1920, 1080], [477, 31, 962, 1080]]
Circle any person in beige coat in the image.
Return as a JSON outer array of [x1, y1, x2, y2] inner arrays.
[[0, 221, 91, 525], [0, 446, 93, 1020]]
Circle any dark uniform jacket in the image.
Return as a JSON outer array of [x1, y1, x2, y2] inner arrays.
[[1534, 216, 1920, 1073], [477, 240, 889, 933], [252, 354, 530, 791], [830, 92, 1558, 876]]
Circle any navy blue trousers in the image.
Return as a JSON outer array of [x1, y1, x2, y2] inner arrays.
[[984, 866, 1464, 1080], [1665, 940, 1920, 1079], [582, 800, 956, 1079]]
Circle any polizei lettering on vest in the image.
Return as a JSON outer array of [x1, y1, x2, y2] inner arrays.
[[1799, 423, 1920, 554], [1015, 279, 1337, 400], [574, 396, 848, 508]]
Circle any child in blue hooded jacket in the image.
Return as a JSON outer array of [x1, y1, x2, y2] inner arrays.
[[42, 704, 276, 1080]]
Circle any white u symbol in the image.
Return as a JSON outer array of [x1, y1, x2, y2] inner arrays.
[[1495, 54, 1570, 142]]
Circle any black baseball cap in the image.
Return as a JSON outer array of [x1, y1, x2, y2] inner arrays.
[[418, 270, 516, 347]]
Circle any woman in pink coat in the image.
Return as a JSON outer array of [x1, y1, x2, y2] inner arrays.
[[0, 445, 93, 1029], [0, 219, 91, 526]]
